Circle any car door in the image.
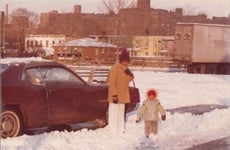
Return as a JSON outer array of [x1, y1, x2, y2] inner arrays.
[[21, 67, 49, 127], [42, 66, 88, 123]]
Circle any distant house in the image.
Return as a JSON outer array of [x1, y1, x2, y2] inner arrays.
[[25, 34, 67, 56], [53, 38, 118, 63], [132, 36, 175, 57]]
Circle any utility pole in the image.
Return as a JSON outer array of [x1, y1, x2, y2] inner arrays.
[[0, 11, 5, 58], [18, 27, 25, 54]]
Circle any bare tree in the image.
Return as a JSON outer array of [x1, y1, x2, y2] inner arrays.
[[197, 12, 207, 16], [182, 5, 198, 16], [11, 8, 39, 25], [101, 0, 136, 14]]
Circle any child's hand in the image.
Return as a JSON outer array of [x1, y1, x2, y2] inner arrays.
[[161, 115, 166, 121]]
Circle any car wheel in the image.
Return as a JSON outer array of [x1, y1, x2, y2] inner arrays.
[[1, 108, 23, 138]]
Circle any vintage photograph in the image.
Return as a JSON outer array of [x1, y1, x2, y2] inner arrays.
[[1, 0, 230, 149]]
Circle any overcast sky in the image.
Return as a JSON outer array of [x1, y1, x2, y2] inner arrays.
[[1, 0, 230, 18]]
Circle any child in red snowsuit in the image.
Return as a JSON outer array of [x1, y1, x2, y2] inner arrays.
[[136, 89, 166, 137]]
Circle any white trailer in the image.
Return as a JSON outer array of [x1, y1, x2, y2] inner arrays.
[[173, 23, 230, 74]]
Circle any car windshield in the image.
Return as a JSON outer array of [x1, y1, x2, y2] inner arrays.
[[0, 64, 8, 74], [22, 66, 85, 84]]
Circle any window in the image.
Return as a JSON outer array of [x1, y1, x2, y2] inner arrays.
[[21, 68, 43, 85], [184, 33, 191, 40], [26, 40, 30, 47], [43, 67, 84, 84], [0, 64, 8, 73], [100, 49, 105, 54], [22, 67, 84, 85], [95, 49, 99, 55], [35, 41, 38, 47], [175, 33, 182, 40], [30, 41, 34, 47]]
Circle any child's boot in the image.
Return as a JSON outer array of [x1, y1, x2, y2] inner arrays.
[[152, 134, 159, 147]]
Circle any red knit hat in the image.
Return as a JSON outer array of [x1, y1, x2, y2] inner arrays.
[[119, 48, 130, 62], [147, 89, 157, 98]]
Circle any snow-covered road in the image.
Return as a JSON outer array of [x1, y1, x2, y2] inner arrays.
[[1, 58, 230, 150]]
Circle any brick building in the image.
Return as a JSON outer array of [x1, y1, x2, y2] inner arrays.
[[2, 0, 230, 57], [53, 38, 118, 64], [37, 0, 229, 38], [4, 15, 29, 52]]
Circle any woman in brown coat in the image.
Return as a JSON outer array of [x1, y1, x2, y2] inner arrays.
[[107, 48, 134, 134]]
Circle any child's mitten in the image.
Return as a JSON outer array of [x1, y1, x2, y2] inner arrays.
[[161, 114, 166, 121]]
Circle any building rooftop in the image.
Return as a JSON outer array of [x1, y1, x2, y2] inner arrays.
[[54, 38, 117, 48]]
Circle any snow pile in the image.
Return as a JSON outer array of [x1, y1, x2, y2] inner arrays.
[[0, 57, 49, 64], [134, 71, 230, 109], [55, 38, 117, 48], [1, 58, 230, 150]]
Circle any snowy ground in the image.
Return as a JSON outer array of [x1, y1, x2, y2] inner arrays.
[[1, 58, 230, 150]]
